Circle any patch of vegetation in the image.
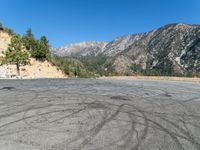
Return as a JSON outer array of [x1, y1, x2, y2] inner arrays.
[[0, 22, 2, 29], [3, 27, 16, 36], [77, 55, 108, 76], [129, 63, 200, 77], [50, 56, 95, 78], [0, 22, 16, 36], [22, 29, 50, 61]]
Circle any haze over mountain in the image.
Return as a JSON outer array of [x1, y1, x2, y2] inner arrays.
[[51, 23, 200, 75]]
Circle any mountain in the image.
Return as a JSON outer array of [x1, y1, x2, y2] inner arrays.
[[52, 23, 200, 76], [51, 42, 107, 57], [105, 23, 200, 74]]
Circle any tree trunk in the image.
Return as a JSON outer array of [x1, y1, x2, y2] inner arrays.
[[16, 63, 20, 76]]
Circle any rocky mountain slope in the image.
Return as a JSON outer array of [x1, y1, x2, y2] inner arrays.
[[106, 23, 200, 74], [53, 23, 200, 75]]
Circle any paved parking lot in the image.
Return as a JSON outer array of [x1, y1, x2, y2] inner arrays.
[[0, 79, 200, 150]]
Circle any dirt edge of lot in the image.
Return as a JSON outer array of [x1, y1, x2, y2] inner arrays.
[[100, 76, 200, 83]]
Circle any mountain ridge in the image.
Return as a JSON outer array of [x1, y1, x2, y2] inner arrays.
[[51, 23, 200, 76], [51, 41, 108, 57]]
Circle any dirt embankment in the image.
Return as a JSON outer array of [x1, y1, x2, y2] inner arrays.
[[0, 30, 11, 57], [100, 76, 200, 83], [0, 58, 67, 79], [0, 30, 66, 79]]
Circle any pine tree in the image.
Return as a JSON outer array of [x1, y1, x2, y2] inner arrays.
[[39, 36, 50, 59], [30, 41, 45, 61], [39, 36, 49, 47], [0, 22, 3, 29], [31, 36, 50, 61], [1, 35, 30, 76], [26, 28, 34, 38], [22, 28, 36, 51]]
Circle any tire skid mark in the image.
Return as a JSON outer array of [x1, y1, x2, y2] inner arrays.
[[0, 80, 200, 150], [77, 104, 124, 149], [158, 116, 200, 149], [121, 106, 185, 150]]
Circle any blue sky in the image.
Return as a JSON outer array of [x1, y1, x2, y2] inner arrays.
[[0, 0, 200, 47]]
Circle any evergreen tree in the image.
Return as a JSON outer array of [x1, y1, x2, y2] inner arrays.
[[0, 22, 3, 29], [26, 28, 34, 38], [39, 36, 50, 60], [39, 36, 49, 47], [77, 65, 80, 76], [30, 41, 46, 61], [1, 35, 30, 76], [30, 36, 50, 61], [22, 28, 36, 51]]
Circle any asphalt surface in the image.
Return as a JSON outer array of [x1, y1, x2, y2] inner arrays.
[[0, 79, 200, 150]]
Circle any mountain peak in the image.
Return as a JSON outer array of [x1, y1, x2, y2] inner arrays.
[[161, 23, 200, 30], [51, 41, 108, 57]]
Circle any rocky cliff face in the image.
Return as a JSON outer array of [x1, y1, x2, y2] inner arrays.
[[51, 42, 107, 57], [53, 23, 200, 75], [106, 23, 200, 74]]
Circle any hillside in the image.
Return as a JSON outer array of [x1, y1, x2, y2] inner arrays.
[[105, 23, 200, 75], [0, 28, 10, 57], [0, 58, 65, 78], [0, 29, 66, 79], [52, 23, 200, 76]]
